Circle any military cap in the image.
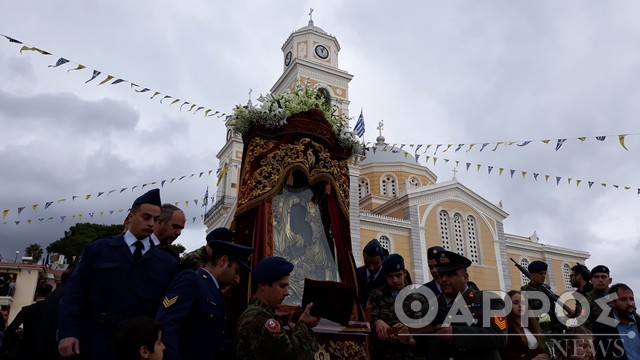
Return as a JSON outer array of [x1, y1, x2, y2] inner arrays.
[[252, 256, 294, 284], [427, 246, 445, 260], [528, 260, 548, 273], [363, 239, 384, 257], [209, 240, 254, 270], [435, 250, 472, 273], [132, 189, 161, 208], [206, 227, 234, 245], [381, 253, 405, 275], [589, 265, 610, 279]]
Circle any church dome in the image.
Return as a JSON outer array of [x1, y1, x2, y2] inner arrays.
[[294, 19, 327, 35], [360, 135, 417, 165]]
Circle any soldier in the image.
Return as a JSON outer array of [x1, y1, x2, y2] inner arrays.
[[367, 253, 423, 360], [58, 189, 179, 360], [427, 250, 507, 360], [157, 240, 254, 360], [584, 265, 612, 332], [521, 260, 566, 334], [424, 246, 445, 296], [357, 239, 387, 309], [236, 256, 320, 360], [180, 227, 234, 271]]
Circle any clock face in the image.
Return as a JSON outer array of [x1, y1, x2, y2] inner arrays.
[[284, 51, 292, 66], [315, 45, 329, 59]]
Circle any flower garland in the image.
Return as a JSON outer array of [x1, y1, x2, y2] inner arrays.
[[231, 85, 361, 155]]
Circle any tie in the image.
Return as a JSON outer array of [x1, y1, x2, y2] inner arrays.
[[133, 241, 144, 262], [368, 273, 375, 286]]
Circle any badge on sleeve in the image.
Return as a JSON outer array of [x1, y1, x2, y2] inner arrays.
[[163, 295, 178, 308], [264, 318, 281, 333], [493, 315, 507, 331]]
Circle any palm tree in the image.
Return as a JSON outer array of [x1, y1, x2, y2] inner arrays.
[[24, 243, 44, 264]]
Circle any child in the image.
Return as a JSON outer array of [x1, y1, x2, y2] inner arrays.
[[114, 317, 165, 360]]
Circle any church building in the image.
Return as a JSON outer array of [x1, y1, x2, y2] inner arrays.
[[205, 17, 589, 294]]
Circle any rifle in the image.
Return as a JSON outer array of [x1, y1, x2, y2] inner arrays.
[[510, 258, 573, 314]]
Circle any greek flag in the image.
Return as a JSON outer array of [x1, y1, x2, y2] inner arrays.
[[353, 110, 365, 138]]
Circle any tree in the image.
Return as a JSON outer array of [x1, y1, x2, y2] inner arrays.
[[24, 243, 44, 263], [167, 243, 186, 257], [46, 223, 123, 264]]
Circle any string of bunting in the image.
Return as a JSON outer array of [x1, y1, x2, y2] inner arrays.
[[2, 169, 216, 219], [0, 33, 227, 118], [1, 200, 208, 227], [418, 155, 640, 196], [364, 131, 638, 155]]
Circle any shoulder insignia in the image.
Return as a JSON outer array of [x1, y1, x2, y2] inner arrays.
[[163, 295, 178, 308], [264, 318, 281, 333], [493, 315, 507, 331], [468, 290, 475, 299]]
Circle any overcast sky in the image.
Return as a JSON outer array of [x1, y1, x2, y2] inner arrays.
[[1, 1, 638, 292]]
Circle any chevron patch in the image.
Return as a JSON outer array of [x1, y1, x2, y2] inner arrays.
[[493, 315, 507, 331], [163, 295, 178, 308]]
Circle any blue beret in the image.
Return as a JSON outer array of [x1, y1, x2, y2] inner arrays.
[[528, 260, 548, 273], [381, 253, 404, 275], [589, 265, 610, 279], [206, 227, 235, 245], [132, 189, 161, 208], [363, 239, 384, 257], [209, 240, 254, 270], [427, 246, 445, 260], [435, 250, 472, 273], [252, 256, 294, 284]]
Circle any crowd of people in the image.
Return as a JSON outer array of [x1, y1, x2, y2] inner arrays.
[[0, 188, 637, 360]]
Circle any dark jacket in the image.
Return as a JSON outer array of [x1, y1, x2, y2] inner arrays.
[[157, 268, 227, 360], [4, 300, 46, 358], [357, 266, 386, 309], [58, 234, 178, 360], [593, 310, 640, 360]]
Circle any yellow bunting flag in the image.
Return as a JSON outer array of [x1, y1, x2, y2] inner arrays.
[[467, 143, 476, 152], [541, 139, 551, 144], [545, 175, 550, 182], [477, 164, 481, 172], [98, 75, 114, 85], [443, 144, 453, 152], [492, 142, 503, 151], [86, 195, 91, 200], [32, 204, 38, 212], [576, 180, 582, 187], [499, 168, 504, 176], [2, 209, 8, 219], [578, 137, 586, 141], [522, 171, 527, 179], [619, 134, 629, 151], [67, 64, 86, 73]]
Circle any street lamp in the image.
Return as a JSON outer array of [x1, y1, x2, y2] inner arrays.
[[14, 251, 19, 263]]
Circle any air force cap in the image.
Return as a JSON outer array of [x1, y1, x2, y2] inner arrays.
[[252, 256, 294, 284], [363, 239, 384, 257], [208, 240, 254, 270], [435, 250, 472, 273], [206, 227, 235, 245], [427, 246, 446, 260], [132, 189, 161, 208]]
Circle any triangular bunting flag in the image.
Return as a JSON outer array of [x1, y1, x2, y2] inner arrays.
[[466, 162, 471, 171], [488, 166, 493, 174], [98, 75, 114, 85], [67, 64, 86, 73], [556, 176, 561, 185], [492, 142, 503, 151], [466, 144, 476, 152], [480, 143, 489, 152], [555, 139, 566, 151], [533, 173, 539, 181], [510, 169, 515, 178], [618, 134, 629, 150], [48, 58, 69, 68], [596, 136, 606, 141], [588, 181, 594, 188], [499, 168, 504, 176], [85, 70, 101, 83]]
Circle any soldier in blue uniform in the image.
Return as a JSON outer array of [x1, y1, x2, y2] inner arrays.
[[357, 239, 387, 309], [157, 239, 254, 360], [57, 189, 179, 360]]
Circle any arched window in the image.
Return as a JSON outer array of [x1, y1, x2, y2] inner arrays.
[[466, 215, 479, 263], [453, 213, 465, 256], [563, 263, 572, 290], [358, 177, 370, 199], [520, 258, 530, 286], [378, 235, 391, 253], [438, 210, 451, 250], [381, 174, 397, 197], [408, 176, 421, 188]]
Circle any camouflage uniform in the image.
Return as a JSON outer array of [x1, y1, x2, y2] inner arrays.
[[521, 283, 565, 334], [236, 298, 318, 360], [584, 288, 607, 331], [367, 285, 424, 360], [179, 245, 208, 271]]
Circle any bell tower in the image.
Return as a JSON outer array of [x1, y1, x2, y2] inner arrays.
[[271, 11, 354, 117]]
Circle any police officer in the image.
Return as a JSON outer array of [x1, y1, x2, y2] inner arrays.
[[584, 264, 612, 331], [58, 189, 179, 360], [357, 239, 387, 308], [367, 253, 423, 360], [236, 256, 320, 360], [180, 227, 234, 271], [157, 239, 254, 360], [427, 250, 507, 360]]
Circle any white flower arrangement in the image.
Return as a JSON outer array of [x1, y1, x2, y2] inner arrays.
[[230, 84, 361, 155]]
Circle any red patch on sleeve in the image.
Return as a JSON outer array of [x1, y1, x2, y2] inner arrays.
[[264, 318, 281, 333]]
